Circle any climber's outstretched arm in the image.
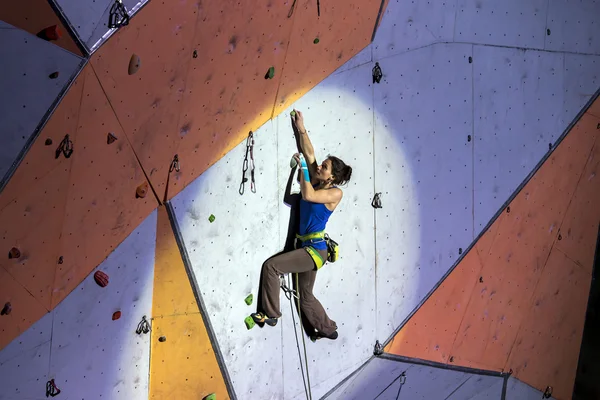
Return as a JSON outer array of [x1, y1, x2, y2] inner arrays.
[[291, 110, 318, 183]]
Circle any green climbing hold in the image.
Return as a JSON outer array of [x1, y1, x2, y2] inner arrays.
[[244, 294, 253, 305], [245, 316, 256, 330], [290, 110, 296, 117], [208, 214, 215, 223], [266, 66, 275, 79], [313, 38, 320, 44], [203, 394, 217, 400]]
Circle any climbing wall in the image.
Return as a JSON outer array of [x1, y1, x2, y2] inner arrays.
[[324, 356, 505, 399], [0, 210, 157, 398], [0, 22, 83, 186], [384, 98, 600, 399], [149, 206, 230, 399], [0, 0, 83, 56]]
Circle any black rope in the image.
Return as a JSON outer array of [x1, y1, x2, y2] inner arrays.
[[46, 379, 61, 397], [239, 131, 256, 195], [55, 134, 73, 159], [135, 315, 151, 334], [108, 0, 130, 29]]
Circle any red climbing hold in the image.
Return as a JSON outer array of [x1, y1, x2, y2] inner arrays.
[[8, 247, 20, 259], [112, 311, 121, 320], [94, 271, 109, 287], [37, 25, 63, 41]]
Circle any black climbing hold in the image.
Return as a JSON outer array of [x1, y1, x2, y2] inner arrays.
[[1, 302, 12, 316], [265, 66, 275, 79], [458, 248, 463, 255], [193, 50, 198, 58], [549, 143, 552, 150], [49, 72, 59, 79], [58, 256, 64, 264], [558, 233, 562, 241], [547, 29, 551, 36], [597, 123, 599, 129], [467, 135, 472, 142], [449, 356, 454, 362], [468, 56, 473, 63], [8, 247, 21, 259], [159, 336, 167, 342], [372, 62, 383, 84], [507, 206, 510, 213], [107, 133, 117, 144], [45, 138, 53, 146], [479, 276, 483, 283]]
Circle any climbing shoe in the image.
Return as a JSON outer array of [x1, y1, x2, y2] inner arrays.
[[310, 329, 338, 342], [251, 312, 278, 327]]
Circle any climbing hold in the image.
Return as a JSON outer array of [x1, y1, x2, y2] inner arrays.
[[208, 214, 216, 223], [112, 311, 121, 320], [94, 271, 109, 287], [558, 233, 562, 241], [479, 276, 483, 283], [128, 54, 141, 75], [449, 356, 454, 362], [372, 62, 383, 84], [158, 336, 167, 342], [136, 182, 149, 198], [193, 50, 198, 58], [244, 294, 253, 305], [506, 206, 510, 213], [290, 156, 298, 169], [467, 135, 471, 142], [313, 38, 319, 44], [244, 316, 255, 330], [265, 66, 275, 79], [546, 29, 551, 36], [45, 138, 53, 146], [371, 193, 382, 209], [107, 133, 118, 144], [203, 394, 217, 400], [8, 247, 20, 259], [37, 25, 62, 41], [1, 302, 12, 316], [458, 248, 463, 255], [468, 56, 473, 64], [58, 256, 64, 264], [290, 110, 296, 117], [49, 72, 59, 79]]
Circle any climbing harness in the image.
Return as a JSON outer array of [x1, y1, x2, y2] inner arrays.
[[55, 134, 73, 159], [108, 0, 130, 29], [135, 315, 151, 334], [239, 131, 256, 195], [372, 192, 382, 208], [46, 379, 61, 397], [285, 273, 313, 400], [372, 62, 383, 84], [295, 231, 339, 268]]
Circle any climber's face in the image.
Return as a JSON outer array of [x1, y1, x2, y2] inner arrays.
[[316, 158, 334, 183]]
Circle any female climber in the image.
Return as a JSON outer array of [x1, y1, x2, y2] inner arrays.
[[251, 109, 353, 340]]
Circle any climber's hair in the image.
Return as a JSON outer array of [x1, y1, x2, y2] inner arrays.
[[327, 155, 352, 186]]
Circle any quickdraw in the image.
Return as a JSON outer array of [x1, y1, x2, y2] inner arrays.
[[135, 315, 151, 334], [108, 0, 130, 29], [55, 134, 73, 159], [169, 154, 180, 173], [372, 62, 383, 84], [239, 131, 256, 195], [372, 192, 382, 208], [46, 379, 61, 397]]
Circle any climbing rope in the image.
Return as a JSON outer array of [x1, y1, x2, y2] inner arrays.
[[283, 273, 313, 400], [239, 131, 256, 195]]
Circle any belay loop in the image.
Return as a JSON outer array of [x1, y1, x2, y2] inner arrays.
[[136, 315, 151, 335], [372, 192, 382, 209], [372, 62, 383, 84], [239, 131, 256, 195], [55, 134, 73, 159], [46, 379, 61, 397], [108, 0, 130, 29]]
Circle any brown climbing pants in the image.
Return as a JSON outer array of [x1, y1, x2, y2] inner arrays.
[[260, 247, 338, 336]]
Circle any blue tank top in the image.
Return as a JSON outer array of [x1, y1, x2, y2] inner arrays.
[[298, 193, 334, 251]]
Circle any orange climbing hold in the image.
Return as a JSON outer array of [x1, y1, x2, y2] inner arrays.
[[93, 271, 109, 287]]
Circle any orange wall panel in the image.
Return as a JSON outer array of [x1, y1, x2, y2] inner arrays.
[[90, 0, 203, 200], [507, 248, 591, 399], [52, 65, 155, 308], [174, 0, 294, 191], [0, 72, 84, 211], [273, 0, 381, 115], [0, 164, 70, 311], [384, 250, 483, 364], [475, 211, 506, 266], [555, 113, 600, 270], [0, 0, 82, 56], [0, 267, 48, 350], [588, 98, 600, 119]]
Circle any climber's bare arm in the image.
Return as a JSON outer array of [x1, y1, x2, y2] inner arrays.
[[291, 109, 319, 183]]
